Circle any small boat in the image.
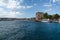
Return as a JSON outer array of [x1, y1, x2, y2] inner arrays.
[[41, 19, 50, 22], [58, 19, 60, 23], [41, 21, 49, 22], [53, 21, 58, 23]]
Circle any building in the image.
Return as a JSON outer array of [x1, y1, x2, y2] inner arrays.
[[36, 12, 44, 21]]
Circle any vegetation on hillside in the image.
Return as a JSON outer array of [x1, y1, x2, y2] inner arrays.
[[44, 13, 60, 19], [43, 12, 60, 19]]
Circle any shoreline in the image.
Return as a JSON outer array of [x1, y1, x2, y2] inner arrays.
[[0, 18, 60, 23]]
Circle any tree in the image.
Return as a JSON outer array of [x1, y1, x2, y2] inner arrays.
[[43, 12, 48, 19], [48, 15, 52, 19], [53, 14, 60, 19]]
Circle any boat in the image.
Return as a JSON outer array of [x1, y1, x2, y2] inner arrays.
[[53, 20, 58, 23], [41, 19, 50, 22], [58, 19, 60, 23]]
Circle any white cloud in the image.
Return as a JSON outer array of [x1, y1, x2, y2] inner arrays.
[[20, 0, 24, 2], [0, 0, 7, 6], [7, 0, 19, 9], [52, 0, 60, 3], [17, 6, 33, 9], [26, 6, 33, 9], [44, 4, 52, 7], [0, 0, 33, 9], [53, 0, 56, 3], [17, 6, 26, 9], [6, 11, 23, 18], [0, 0, 34, 18], [0, 8, 8, 14], [0, 0, 24, 18], [0, 8, 4, 12], [6, 0, 33, 9], [0, 11, 23, 18], [45, 8, 52, 12]]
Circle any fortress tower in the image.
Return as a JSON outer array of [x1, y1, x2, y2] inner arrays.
[[36, 12, 44, 21]]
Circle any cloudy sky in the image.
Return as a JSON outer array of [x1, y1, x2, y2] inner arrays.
[[0, 0, 60, 18]]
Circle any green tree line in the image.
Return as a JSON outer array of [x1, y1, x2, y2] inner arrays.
[[43, 12, 60, 20]]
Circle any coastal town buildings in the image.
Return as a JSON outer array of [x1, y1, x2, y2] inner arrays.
[[36, 12, 44, 21]]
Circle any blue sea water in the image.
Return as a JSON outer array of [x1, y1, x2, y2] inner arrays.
[[0, 20, 60, 40]]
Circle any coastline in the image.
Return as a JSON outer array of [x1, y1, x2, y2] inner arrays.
[[0, 18, 60, 23]]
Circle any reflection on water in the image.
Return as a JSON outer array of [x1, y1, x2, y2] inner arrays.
[[0, 21, 60, 40]]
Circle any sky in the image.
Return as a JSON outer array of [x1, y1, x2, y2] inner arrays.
[[0, 0, 60, 18]]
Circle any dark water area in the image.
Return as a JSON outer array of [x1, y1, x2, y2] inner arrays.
[[0, 20, 60, 40]]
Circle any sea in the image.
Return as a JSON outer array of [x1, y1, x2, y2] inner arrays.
[[0, 20, 60, 40]]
